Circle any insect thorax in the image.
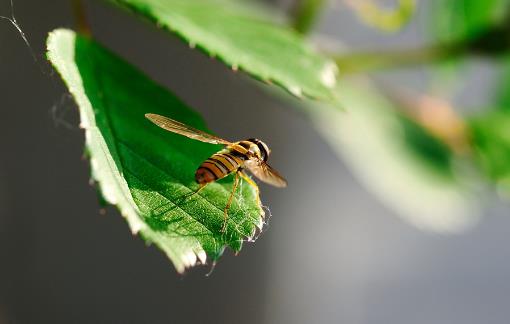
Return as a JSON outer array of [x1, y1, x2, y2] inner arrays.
[[232, 139, 270, 162]]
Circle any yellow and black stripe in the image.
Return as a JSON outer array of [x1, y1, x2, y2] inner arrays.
[[195, 138, 270, 184], [195, 150, 245, 184]]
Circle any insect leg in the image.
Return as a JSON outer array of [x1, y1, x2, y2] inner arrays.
[[175, 183, 208, 206], [239, 171, 261, 207], [222, 172, 240, 232]]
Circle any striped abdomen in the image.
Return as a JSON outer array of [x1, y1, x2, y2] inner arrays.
[[195, 150, 245, 184]]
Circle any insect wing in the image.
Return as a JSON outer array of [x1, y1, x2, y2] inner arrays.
[[145, 113, 231, 145], [245, 159, 287, 188]]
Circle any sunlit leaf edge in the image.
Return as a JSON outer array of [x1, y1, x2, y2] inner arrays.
[[47, 28, 265, 273]]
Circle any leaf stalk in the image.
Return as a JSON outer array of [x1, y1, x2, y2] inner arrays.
[[291, 0, 325, 35]]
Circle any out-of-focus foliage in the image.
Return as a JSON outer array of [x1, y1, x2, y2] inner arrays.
[[424, 0, 510, 201], [470, 110, 510, 197], [469, 56, 510, 198], [496, 57, 510, 108], [398, 115, 453, 177], [430, 0, 510, 46], [292, 0, 325, 34], [345, 0, 416, 32], [304, 79, 480, 232], [47, 29, 264, 273], [111, 0, 338, 100]]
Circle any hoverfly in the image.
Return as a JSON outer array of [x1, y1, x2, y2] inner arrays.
[[145, 113, 287, 231]]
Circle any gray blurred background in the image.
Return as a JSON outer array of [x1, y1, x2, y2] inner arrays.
[[1, 0, 510, 323]]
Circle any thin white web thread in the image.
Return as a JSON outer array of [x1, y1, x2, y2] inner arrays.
[[233, 176, 262, 243], [248, 204, 272, 242], [232, 177, 248, 237], [231, 176, 274, 245], [0, 0, 37, 62], [205, 260, 217, 277], [50, 93, 80, 130]]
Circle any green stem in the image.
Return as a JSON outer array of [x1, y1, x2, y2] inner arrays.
[[333, 43, 464, 74], [344, 0, 416, 33], [291, 0, 325, 35]]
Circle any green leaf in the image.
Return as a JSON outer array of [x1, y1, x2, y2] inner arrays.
[[495, 56, 510, 109], [47, 29, 264, 273], [471, 54, 510, 197], [303, 79, 480, 232], [110, 0, 337, 100], [291, 0, 326, 34], [429, 0, 509, 44], [397, 114, 455, 177], [470, 110, 510, 197]]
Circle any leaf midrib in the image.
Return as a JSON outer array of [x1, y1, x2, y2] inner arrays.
[[119, 140, 256, 239], [90, 57, 260, 242]]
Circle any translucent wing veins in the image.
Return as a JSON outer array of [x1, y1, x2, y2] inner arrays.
[[145, 113, 231, 145], [244, 159, 287, 188]]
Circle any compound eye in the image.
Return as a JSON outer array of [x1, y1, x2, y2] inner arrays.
[[258, 141, 270, 161]]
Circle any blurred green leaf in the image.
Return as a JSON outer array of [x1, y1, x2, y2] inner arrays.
[[430, 0, 509, 44], [292, 0, 325, 34], [496, 56, 510, 109], [111, 0, 337, 100], [47, 29, 264, 273], [398, 115, 454, 178], [305, 79, 480, 232], [346, 0, 416, 33], [335, 0, 509, 75], [470, 110, 510, 196], [472, 54, 510, 196]]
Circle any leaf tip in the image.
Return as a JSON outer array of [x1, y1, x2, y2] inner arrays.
[[197, 249, 207, 264], [320, 62, 338, 88], [182, 249, 198, 268]]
